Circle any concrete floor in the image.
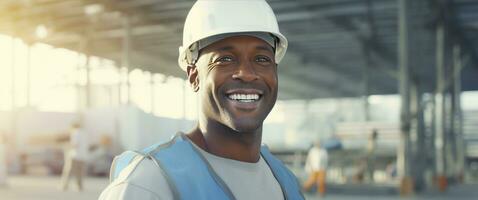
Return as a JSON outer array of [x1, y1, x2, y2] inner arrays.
[[0, 175, 477, 200], [305, 183, 478, 200], [0, 175, 108, 200]]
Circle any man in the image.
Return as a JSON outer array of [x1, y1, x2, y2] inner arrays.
[[61, 122, 89, 191], [99, 0, 303, 199], [303, 140, 328, 196]]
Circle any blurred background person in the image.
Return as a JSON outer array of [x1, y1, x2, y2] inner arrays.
[[60, 122, 89, 191], [303, 140, 328, 197], [366, 129, 378, 182]]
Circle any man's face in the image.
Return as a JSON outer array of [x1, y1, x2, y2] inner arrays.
[[190, 35, 278, 133]]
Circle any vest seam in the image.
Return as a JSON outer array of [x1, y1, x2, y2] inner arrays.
[[148, 154, 181, 200], [260, 147, 289, 200], [111, 150, 147, 182], [127, 182, 162, 199], [145, 134, 182, 200], [111, 181, 163, 199], [123, 155, 146, 181], [184, 136, 237, 200], [148, 133, 182, 155]]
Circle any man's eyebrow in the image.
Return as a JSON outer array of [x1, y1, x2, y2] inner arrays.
[[213, 45, 273, 52], [256, 45, 274, 52], [216, 46, 234, 52]]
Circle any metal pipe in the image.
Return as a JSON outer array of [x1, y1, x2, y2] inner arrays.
[[10, 37, 15, 111], [26, 45, 31, 107], [453, 44, 465, 180], [397, 0, 415, 194], [362, 44, 371, 122], [398, 0, 411, 179], [435, 21, 446, 179]]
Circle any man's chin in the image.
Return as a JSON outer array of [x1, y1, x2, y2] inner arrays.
[[228, 119, 263, 134]]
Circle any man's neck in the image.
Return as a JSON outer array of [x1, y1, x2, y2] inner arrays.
[[187, 121, 262, 163]]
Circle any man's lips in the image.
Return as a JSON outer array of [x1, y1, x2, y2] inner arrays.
[[224, 88, 264, 110], [225, 88, 264, 95]]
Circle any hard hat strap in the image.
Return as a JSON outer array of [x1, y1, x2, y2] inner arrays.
[[186, 42, 199, 66]]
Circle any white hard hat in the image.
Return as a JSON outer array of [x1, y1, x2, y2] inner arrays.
[[178, 0, 288, 71]]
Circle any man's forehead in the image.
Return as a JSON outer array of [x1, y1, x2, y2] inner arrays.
[[203, 35, 275, 53], [199, 32, 275, 51]]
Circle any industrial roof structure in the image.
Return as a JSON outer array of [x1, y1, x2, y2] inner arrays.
[[1, 0, 477, 99]]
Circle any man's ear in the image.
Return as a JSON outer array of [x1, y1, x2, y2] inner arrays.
[[186, 65, 200, 92]]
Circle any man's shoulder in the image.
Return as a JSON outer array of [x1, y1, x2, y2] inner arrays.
[[125, 156, 161, 181], [114, 151, 169, 186], [99, 156, 173, 200]]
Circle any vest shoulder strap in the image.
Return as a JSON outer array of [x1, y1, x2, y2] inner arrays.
[[148, 133, 235, 200], [261, 145, 305, 200], [109, 150, 145, 183]]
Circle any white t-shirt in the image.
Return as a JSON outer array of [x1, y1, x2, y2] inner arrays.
[[305, 146, 328, 173], [70, 129, 89, 161], [99, 142, 284, 200]]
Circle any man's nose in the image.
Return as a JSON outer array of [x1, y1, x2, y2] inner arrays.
[[232, 61, 259, 82]]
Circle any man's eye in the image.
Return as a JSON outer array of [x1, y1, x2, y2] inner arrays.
[[217, 56, 234, 63], [256, 55, 272, 63]]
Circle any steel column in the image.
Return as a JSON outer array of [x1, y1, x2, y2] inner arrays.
[[435, 19, 447, 191], [85, 54, 91, 108], [122, 16, 132, 104], [150, 73, 155, 114], [397, 0, 415, 194], [452, 44, 465, 181], [26, 45, 31, 107]]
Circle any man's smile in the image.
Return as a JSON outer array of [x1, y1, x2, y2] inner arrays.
[[225, 88, 264, 110]]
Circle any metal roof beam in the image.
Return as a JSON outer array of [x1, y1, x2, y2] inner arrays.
[[279, 52, 360, 96], [276, 0, 396, 22], [328, 17, 398, 78]]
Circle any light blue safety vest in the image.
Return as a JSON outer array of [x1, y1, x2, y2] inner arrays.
[[110, 133, 304, 200]]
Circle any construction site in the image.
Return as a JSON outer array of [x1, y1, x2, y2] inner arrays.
[[0, 0, 478, 199]]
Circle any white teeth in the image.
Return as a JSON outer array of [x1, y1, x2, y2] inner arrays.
[[227, 93, 260, 102]]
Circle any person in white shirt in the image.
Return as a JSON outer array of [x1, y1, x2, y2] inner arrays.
[[303, 140, 328, 196], [60, 122, 89, 191]]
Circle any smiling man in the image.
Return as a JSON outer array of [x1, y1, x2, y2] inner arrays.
[[99, 0, 304, 199]]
